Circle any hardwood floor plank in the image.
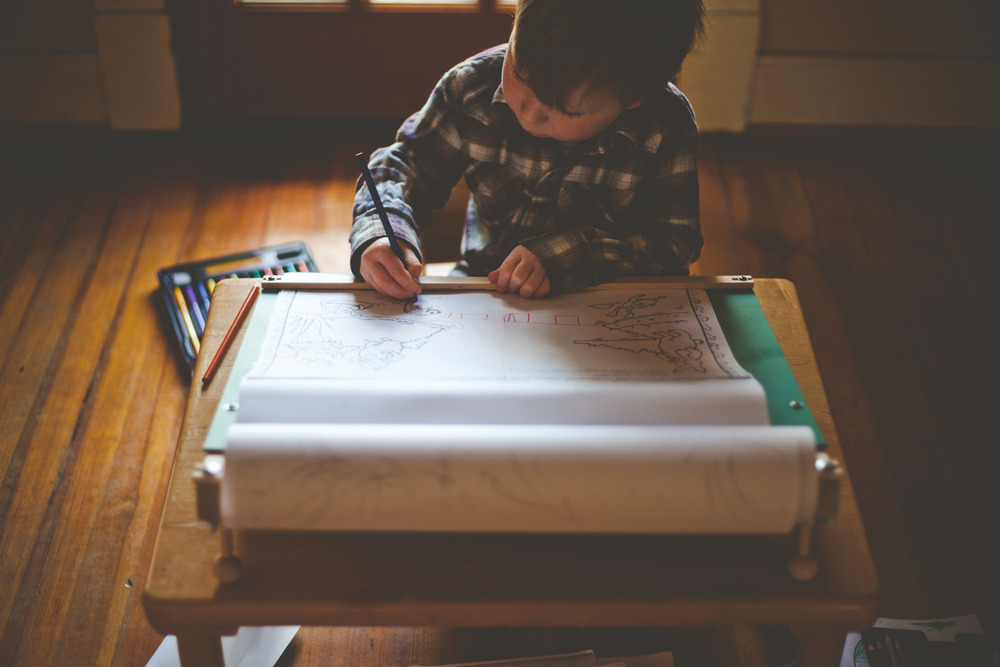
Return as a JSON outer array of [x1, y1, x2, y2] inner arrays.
[[858, 137, 999, 616], [696, 134, 772, 277], [754, 137, 824, 259], [311, 155, 363, 274], [692, 137, 748, 274], [0, 144, 104, 389], [0, 147, 130, 660], [3, 141, 163, 665], [49, 140, 205, 667], [98, 146, 205, 667], [830, 140, 968, 615], [791, 144, 926, 615], [108, 361, 188, 667]]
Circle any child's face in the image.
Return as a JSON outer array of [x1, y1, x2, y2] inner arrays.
[[502, 37, 637, 143]]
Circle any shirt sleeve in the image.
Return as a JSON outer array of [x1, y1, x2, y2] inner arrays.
[[520, 131, 703, 292], [349, 73, 467, 276]]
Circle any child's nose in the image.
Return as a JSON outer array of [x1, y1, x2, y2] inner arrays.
[[520, 96, 548, 125]]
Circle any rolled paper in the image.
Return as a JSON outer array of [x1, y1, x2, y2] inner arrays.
[[221, 423, 819, 535]]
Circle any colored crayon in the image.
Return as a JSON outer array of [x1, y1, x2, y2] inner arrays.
[[173, 286, 201, 356], [196, 281, 212, 317], [157, 242, 318, 373], [184, 284, 206, 335]]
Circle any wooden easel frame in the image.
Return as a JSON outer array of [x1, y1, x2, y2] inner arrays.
[[143, 277, 879, 667]]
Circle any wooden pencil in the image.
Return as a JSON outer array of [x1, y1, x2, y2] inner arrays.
[[355, 152, 407, 264], [201, 284, 260, 386]]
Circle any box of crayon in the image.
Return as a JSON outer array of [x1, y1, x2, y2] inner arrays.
[[157, 241, 318, 374]]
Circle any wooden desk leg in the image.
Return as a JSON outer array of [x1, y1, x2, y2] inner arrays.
[[734, 625, 769, 667], [176, 633, 225, 667], [792, 625, 849, 667], [213, 527, 244, 583], [787, 522, 820, 581]]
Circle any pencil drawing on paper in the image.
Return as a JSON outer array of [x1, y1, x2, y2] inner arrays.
[[260, 296, 457, 372], [572, 291, 737, 376], [272, 448, 577, 528], [252, 289, 749, 380]]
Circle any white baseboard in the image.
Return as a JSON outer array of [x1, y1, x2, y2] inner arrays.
[[94, 11, 182, 130], [748, 55, 1000, 128], [1, 7, 181, 129], [682, 11, 762, 132]]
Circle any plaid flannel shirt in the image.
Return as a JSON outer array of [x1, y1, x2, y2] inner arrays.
[[351, 44, 702, 292]]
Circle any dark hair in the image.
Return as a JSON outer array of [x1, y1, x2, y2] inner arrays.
[[511, 0, 705, 111]]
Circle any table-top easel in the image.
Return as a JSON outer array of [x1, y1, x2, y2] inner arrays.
[[142, 277, 879, 667]]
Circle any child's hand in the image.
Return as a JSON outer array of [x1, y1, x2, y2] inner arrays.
[[359, 238, 423, 299], [489, 246, 551, 298]]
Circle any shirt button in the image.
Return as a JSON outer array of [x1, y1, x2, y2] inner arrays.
[[563, 276, 574, 286]]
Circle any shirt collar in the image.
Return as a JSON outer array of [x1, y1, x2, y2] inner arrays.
[[492, 84, 507, 107]]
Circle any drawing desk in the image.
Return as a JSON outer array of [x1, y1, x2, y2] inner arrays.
[[143, 277, 879, 667]]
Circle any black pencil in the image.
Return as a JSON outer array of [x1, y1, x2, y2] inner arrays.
[[355, 152, 407, 265]]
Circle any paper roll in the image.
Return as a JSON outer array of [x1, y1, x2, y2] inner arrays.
[[220, 423, 819, 534], [235, 377, 770, 427]]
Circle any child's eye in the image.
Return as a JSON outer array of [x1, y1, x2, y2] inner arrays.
[[563, 111, 584, 118], [513, 69, 528, 83]]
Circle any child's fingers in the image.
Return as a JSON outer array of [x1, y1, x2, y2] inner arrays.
[[361, 240, 422, 298], [489, 265, 510, 293], [490, 247, 550, 297], [408, 262, 423, 280], [491, 260, 548, 298], [370, 263, 420, 299], [512, 263, 541, 297], [489, 257, 519, 294], [524, 275, 551, 298], [382, 257, 423, 298]]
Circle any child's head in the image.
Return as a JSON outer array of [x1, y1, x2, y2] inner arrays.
[[503, 0, 705, 142]]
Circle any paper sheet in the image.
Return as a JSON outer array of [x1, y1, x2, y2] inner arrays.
[[146, 626, 299, 667], [221, 423, 819, 534], [237, 289, 766, 426], [219, 288, 821, 535], [422, 649, 596, 667], [236, 377, 769, 427], [252, 289, 752, 381]]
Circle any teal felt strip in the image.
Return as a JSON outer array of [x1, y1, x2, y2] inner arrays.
[[709, 290, 824, 446]]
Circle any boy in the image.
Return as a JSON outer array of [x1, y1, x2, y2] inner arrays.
[[351, 0, 705, 299]]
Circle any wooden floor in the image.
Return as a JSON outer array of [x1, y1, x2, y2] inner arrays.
[[0, 122, 996, 666]]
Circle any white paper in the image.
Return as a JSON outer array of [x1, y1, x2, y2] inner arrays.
[[220, 288, 821, 536], [236, 377, 769, 427], [221, 423, 818, 534], [419, 649, 596, 667], [252, 289, 752, 381], [237, 289, 766, 427], [873, 615, 984, 642], [598, 651, 674, 667], [146, 626, 299, 667], [839, 615, 985, 666]]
